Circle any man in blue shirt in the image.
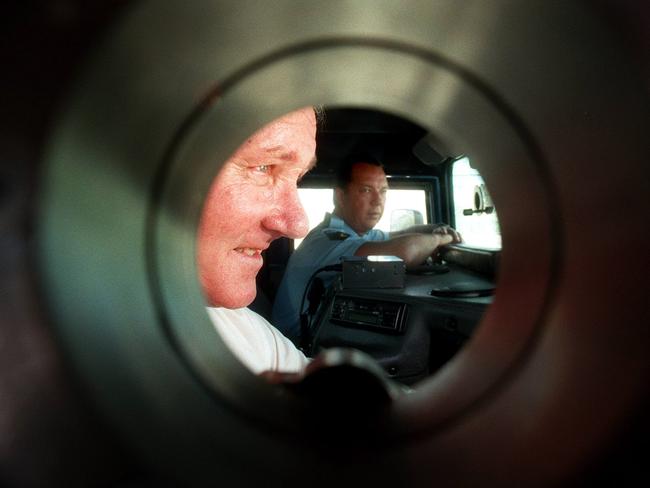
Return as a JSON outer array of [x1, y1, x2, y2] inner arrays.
[[272, 155, 461, 343]]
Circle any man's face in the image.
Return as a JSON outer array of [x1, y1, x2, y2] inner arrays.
[[335, 162, 389, 235], [198, 107, 317, 308]]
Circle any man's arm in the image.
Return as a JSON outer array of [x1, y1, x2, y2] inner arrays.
[[354, 233, 454, 267], [390, 224, 437, 235], [391, 223, 463, 243]]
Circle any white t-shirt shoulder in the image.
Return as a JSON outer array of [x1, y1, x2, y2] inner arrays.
[[207, 307, 309, 375]]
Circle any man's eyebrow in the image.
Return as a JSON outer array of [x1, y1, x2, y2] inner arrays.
[[263, 145, 317, 171], [263, 146, 298, 161]]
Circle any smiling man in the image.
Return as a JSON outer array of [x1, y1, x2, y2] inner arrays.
[[197, 107, 317, 374], [273, 155, 462, 343]]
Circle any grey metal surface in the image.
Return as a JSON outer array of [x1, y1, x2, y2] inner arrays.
[[4, 0, 647, 486]]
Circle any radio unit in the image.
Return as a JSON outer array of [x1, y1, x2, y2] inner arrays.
[[341, 255, 405, 289], [330, 295, 407, 334]]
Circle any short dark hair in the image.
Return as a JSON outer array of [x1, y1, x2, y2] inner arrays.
[[335, 153, 384, 188]]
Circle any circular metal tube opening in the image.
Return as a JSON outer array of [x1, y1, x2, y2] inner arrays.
[[36, 1, 649, 485]]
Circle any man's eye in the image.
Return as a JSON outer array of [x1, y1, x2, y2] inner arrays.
[[255, 164, 270, 173]]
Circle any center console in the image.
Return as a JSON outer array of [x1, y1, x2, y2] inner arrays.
[[309, 262, 495, 385]]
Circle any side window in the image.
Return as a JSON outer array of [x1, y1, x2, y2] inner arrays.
[[296, 188, 334, 248], [296, 187, 429, 247], [451, 157, 502, 250], [376, 188, 428, 232]]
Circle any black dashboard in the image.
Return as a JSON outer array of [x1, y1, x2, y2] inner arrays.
[[309, 260, 496, 386]]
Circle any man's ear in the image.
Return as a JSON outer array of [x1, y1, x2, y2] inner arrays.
[[334, 187, 344, 209]]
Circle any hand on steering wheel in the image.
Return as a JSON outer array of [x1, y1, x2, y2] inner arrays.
[[432, 224, 463, 243]]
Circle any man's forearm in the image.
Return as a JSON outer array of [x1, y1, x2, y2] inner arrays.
[[354, 233, 453, 267], [389, 224, 436, 237], [391, 223, 462, 244]]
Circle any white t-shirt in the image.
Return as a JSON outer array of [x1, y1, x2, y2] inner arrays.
[[207, 307, 309, 375]]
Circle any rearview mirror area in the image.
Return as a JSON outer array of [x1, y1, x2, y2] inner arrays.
[[390, 209, 424, 232], [451, 157, 501, 250]]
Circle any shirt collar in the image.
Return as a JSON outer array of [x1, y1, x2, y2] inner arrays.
[[328, 212, 366, 237]]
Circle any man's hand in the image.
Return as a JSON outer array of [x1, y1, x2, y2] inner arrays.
[[432, 224, 463, 244], [357, 223, 462, 266]]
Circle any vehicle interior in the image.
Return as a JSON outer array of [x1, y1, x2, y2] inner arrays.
[[2, 1, 649, 487], [251, 107, 499, 386]]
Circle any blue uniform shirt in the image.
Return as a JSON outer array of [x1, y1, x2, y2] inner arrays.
[[272, 213, 388, 342]]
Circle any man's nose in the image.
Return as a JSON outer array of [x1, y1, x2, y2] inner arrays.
[[371, 189, 385, 206], [261, 187, 309, 239]]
